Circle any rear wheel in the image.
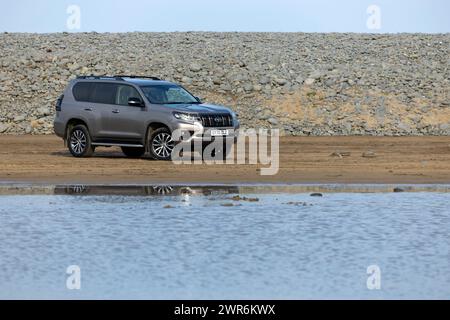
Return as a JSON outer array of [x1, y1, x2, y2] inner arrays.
[[149, 127, 175, 161], [68, 124, 94, 157], [121, 146, 145, 158]]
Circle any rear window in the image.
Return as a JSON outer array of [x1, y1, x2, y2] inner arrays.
[[72, 82, 93, 102], [91, 83, 117, 104]]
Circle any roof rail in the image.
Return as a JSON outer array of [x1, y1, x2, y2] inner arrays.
[[113, 75, 161, 80], [76, 75, 124, 80]]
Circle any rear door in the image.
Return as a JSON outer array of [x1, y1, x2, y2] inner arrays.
[[89, 82, 120, 138], [72, 81, 110, 138]]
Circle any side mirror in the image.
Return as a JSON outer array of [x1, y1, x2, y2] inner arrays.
[[194, 96, 202, 103], [128, 97, 144, 107]]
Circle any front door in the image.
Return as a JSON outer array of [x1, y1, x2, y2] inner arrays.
[[106, 84, 145, 141]]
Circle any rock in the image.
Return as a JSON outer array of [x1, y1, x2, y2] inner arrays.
[[253, 84, 262, 91], [259, 76, 270, 85], [221, 203, 235, 207], [362, 151, 377, 158], [36, 107, 51, 117], [243, 83, 253, 92], [295, 75, 304, 84], [393, 187, 405, 193], [267, 117, 279, 125], [309, 70, 323, 80], [304, 78, 315, 85], [310, 193, 323, 197], [14, 115, 26, 122], [189, 63, 202, 72], [398, 122, 411, 132], [275, 78, 288, 86], [212, 77, 222, 85], [31, 120, 40, 129], [181, 76, 192, 84], [0, 123, 9, 133], [230, 195, 259, 202], [285, 201, 311, 206], [330, 151, 351, 158]]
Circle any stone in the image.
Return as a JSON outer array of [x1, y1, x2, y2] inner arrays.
[[189, 63, 202, 72], [259, 76, 270, 85], [275, 78, 288, 86], [0, 123, 9, 133], [14, 115, 26, 122], [295, 75, 304, 84], [304, 78, 315, 85], [36, 107, 51, 117], [330, 151, 351, 158], [310, 193, 323, 197], [181, 76, 192, 84], [267, 117, 279, 125], [362, 151, 377, 158], [243, 83, 253, 92]]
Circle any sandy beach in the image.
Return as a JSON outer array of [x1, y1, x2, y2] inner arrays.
[[0, 135, 449, 184]]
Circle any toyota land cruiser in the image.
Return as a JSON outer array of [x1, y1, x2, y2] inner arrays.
[[53, 75, 239, 160]]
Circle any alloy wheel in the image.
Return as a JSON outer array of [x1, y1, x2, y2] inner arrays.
[[70, 129, 87, 154], [152, 132, 175, 159]]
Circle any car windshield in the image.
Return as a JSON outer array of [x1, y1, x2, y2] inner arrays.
[[140, 84, 199, 104]]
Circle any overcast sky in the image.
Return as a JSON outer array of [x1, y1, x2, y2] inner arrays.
[[1, 0, 449, 33]]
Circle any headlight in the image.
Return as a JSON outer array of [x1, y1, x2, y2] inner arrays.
[[173, 112, 199, 123]]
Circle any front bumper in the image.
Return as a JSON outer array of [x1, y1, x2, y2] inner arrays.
[[172, 121, 240, 143]]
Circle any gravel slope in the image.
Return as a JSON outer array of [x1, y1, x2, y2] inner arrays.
[[0, 32, 449, 135]]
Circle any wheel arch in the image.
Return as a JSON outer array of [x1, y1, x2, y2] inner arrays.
[[65, 118, 90, 144], [145, 122, 171, 152]]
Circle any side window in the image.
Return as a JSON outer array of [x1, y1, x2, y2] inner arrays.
[[116, 85, 141, 106], [72, 82, 93, 102], [91, 83, 118, 104]]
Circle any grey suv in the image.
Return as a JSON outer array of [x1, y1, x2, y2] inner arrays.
[[53, 75, 239, 160]]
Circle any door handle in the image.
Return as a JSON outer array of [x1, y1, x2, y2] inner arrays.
[[84, 107, 93, 111], [112, 109, 120, 114]]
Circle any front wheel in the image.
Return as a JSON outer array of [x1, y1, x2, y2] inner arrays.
[[149, 127, 175, 161], [121, 146, 145, 158], [68, 124, 94, 157]]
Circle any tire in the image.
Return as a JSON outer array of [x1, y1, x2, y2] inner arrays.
[[121, 146, 145, 158], [68, 124, 94, 157], [149, 127, 175, 161]]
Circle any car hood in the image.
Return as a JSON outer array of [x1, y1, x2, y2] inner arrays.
[[165, 103, 231, 114]]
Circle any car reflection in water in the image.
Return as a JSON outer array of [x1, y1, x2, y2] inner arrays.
[[54, 185, 240, 196]]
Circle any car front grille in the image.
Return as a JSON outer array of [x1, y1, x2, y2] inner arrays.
[[199, 114, 233, 127]]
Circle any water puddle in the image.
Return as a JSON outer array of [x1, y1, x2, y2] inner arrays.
[[1, 184, 449, 299]]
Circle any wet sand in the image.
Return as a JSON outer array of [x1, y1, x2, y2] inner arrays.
[[0, 135, 449, 184]]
